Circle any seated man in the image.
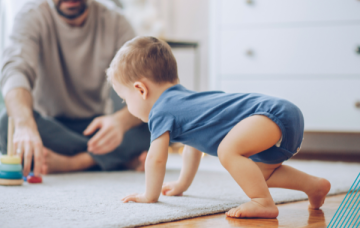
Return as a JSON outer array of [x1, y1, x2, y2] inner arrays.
[[0, 0, 150, 177]]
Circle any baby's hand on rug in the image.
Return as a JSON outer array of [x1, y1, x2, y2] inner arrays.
[[162, 181, 185, 196], [122, 193, 156, 203]]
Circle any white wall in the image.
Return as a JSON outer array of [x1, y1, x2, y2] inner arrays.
[[159, 0, 209, 91], [0, 0, 30, 52], [0, 0, 31, 105]]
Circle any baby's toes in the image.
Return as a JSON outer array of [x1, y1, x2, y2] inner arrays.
[[226, 208, 237, 217], [234, 208, 243, 217]]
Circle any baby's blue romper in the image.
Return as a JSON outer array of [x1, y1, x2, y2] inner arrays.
[[148, 84, 304, 164]]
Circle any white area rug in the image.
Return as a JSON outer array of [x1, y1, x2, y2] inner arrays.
[[1, 154, 359, 228]]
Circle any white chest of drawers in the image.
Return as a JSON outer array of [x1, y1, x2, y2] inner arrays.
[[209, 0, 360, 132]]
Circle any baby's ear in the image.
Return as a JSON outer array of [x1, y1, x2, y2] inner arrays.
[[133, 81, 148, 99]]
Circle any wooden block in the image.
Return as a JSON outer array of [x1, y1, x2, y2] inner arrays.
[[0, 178, 23, 186]]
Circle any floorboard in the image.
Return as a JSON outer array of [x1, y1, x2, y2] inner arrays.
[[143, 194, 345, 228]]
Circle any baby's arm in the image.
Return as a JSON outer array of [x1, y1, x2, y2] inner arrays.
[[122, 132, 170, 203], [162, 146, 202, 196]]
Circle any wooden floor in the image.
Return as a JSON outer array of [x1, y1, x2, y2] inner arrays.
[[143, 194, 345, 228]]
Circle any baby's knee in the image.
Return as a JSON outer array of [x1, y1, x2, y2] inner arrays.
[[218, 140, 251, 168], [217, 143, 238, 167]]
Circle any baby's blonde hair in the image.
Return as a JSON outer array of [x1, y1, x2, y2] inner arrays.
[[107, 36, 178, 84]]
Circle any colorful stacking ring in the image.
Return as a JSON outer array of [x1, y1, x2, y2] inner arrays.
[[0, 156, 21, 164], [27, 175, 42, 184], [0, 164, 22, 172], [0, 171, 23, 179], [0, 178, 23, 186]]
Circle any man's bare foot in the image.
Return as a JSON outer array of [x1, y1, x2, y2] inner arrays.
[[41, 148, 96, 174], [125, 151, 147, 172], [307, 177, 331, 209], [41, 148, 72, 174], [226, 197, 279, 218], [136, 151, 147, 171]]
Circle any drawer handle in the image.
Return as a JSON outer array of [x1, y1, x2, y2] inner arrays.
[[356, 46, 360, 54], [355, 101, 360, 109]]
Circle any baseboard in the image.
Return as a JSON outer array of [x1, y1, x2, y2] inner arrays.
[[300, 132, 360, 154]]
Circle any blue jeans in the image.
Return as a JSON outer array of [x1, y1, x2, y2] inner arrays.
[[0, 109, 150, 171]]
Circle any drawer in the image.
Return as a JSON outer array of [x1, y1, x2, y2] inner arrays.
[[219, 25, 360, 75], [220, 0, 360, 26], [220, 79, 360, 132]]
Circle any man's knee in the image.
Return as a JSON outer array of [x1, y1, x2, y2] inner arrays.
[[0, 109, 8, 154]]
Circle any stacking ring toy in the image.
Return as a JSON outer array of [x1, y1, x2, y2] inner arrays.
[[27, 175, 42, 184], [0, 171, 23, 179], [0, 164, 22, 172], [0, 156, 21, 164], [0, 178, 23, 186]]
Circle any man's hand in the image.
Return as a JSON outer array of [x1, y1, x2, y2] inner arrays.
[[161, 181, 186, 196], [84, 114, 125, 154], [84, 107, 142, 154], [13, 124, 43, 177], [122, 193, 157, 203], [5, 88, 43, 177]]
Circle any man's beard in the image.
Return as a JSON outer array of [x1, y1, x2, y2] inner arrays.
[[55, 0, 88, 20]]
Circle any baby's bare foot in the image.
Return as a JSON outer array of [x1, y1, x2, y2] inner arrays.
[[307, 177, 331, 209], [226, 197, 279, 218]]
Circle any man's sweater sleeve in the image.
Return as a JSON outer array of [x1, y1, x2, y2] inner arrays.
[[0, 3, 41, 98]]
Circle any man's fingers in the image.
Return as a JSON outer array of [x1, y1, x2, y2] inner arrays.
[[13, 141, 23, 157], [94, 131, 115, 148], [23, 143, 33, 176], [83, 118, 101, 136], [91, 134, 119, 154], [87, 128, 108, 149], [88, 127, 118, 153], [13, 141, 18, 156], [33, 144, 43, 176]]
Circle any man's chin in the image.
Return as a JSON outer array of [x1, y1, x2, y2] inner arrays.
[[57, 9, 86, 19], [55, 1, 88, 20]]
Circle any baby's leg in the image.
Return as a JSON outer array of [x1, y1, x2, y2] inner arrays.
[[258, 163, 331, 209], [218, 115, 282, 218]]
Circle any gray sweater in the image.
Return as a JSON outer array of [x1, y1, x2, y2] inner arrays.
[[0, 0, 134, 118]]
